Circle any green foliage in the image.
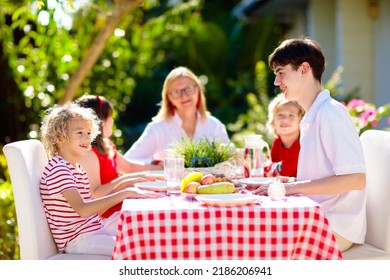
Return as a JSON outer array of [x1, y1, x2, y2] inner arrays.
[[0, 149, 19, 260], [171, 138, 236, 168], [0, 180, 19, 260], [187, 20, 228, 79], [228, 61, 274, 148], [1, 0, 280, 147], [1, 0, 168, 143]]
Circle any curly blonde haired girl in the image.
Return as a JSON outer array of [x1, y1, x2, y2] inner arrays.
[[39, 102, 161, 256], [40, 102, 100, 159]]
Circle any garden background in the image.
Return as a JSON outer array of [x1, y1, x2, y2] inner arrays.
[[1, 0, 389, 260]]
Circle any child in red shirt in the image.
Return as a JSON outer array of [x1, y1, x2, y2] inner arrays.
[[264, 94, 305, 178]]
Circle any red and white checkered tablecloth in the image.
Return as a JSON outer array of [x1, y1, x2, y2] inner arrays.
[[112, 195, 342, 260]]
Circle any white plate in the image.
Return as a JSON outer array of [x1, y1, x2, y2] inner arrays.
[[145, 170, 165, 178], [195, 193, 259, 207], [134, 181, 167, 192], [237, 177, 274, 186], [146, 170, 164, 176]]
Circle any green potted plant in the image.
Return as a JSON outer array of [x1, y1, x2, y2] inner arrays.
[[169, 137, 237, 177]]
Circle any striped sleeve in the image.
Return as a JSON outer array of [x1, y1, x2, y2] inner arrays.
[[40, 156, 103, 253]]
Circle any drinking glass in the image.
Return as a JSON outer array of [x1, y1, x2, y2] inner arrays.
[[233, 148, 247, 179], [164, 157, 185, 197], [244, 135, 269, 178]]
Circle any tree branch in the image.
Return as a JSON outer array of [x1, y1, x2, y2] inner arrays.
[[59, 0, 144, 104]]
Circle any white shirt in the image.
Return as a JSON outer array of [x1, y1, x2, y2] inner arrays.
[[124, 112, 230, 164], [297, 90, 367, 243]]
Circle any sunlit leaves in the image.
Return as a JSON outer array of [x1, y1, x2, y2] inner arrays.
[[36, 0, 45, 9], [228, 61, 272, 148]]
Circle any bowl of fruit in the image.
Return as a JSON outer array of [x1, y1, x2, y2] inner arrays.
[[180, 171, 237, 198]]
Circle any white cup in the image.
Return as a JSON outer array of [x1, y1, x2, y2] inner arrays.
[[164, 157, 185, 197]]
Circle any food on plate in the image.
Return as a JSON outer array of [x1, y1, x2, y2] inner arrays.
[[214, 174, 228, 182], [180, 171, 204, 192], [196, 182, 235, 194], [184, 181, 200, 194], [181, 172, 237, 194], [200, 174, 217, 185]]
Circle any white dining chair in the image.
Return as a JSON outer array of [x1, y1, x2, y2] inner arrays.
[[3, 139, 111, 260], [342, 129, 390, 260]]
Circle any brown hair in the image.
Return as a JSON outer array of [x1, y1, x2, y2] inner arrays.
[[268, 38, 326, 83]]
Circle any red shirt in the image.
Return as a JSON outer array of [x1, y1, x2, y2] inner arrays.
[[91, 145, 122, 218], [265, 137, 300, 177]]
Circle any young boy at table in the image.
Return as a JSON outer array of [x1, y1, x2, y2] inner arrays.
[[39, 103, 161, 255], [268, 38, 366, 252], [264, 94, 305, 178]]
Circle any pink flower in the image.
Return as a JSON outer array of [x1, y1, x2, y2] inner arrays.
[[342, 97, 389, 134], [360, 107, 376, 120], [347, 99, 366, 110]]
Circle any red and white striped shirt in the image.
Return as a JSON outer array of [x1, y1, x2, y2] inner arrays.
[[40, 156, 103, 253]]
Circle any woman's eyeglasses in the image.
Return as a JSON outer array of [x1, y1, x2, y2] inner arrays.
[[169, 85, 197, 99]]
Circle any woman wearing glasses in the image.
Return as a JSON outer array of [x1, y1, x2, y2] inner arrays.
[[124, 66, 230, 165]]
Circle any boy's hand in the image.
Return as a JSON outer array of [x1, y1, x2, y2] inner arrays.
[[267, 162, 282, 177]]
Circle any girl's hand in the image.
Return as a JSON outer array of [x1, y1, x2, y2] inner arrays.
[[131, 177, 154, 184], [120, 177, 155, 189]]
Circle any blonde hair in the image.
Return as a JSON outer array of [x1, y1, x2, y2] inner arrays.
[[40, 102, 101, 159], [153, 66, 208, 121], [75, 95, 114, 155], [267, 94, 305, 137]]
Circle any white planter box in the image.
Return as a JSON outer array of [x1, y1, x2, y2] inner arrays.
[[184, 160, 235, 178]]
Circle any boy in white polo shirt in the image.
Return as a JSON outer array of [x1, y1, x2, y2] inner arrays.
[[268, 38, 366, 252]]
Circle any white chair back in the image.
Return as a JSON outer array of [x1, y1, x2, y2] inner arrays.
[[3, 139, 111, 260], [360, 129, 390, 251], [3, 140, 57, 259]]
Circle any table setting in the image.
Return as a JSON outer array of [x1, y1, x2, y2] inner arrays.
[[114, 136, 342, 260], [112, 189, 342, 260], [113, 169, 342, 260]]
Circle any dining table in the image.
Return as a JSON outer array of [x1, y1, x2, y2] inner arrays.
[[111, 191, 343, 260]]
